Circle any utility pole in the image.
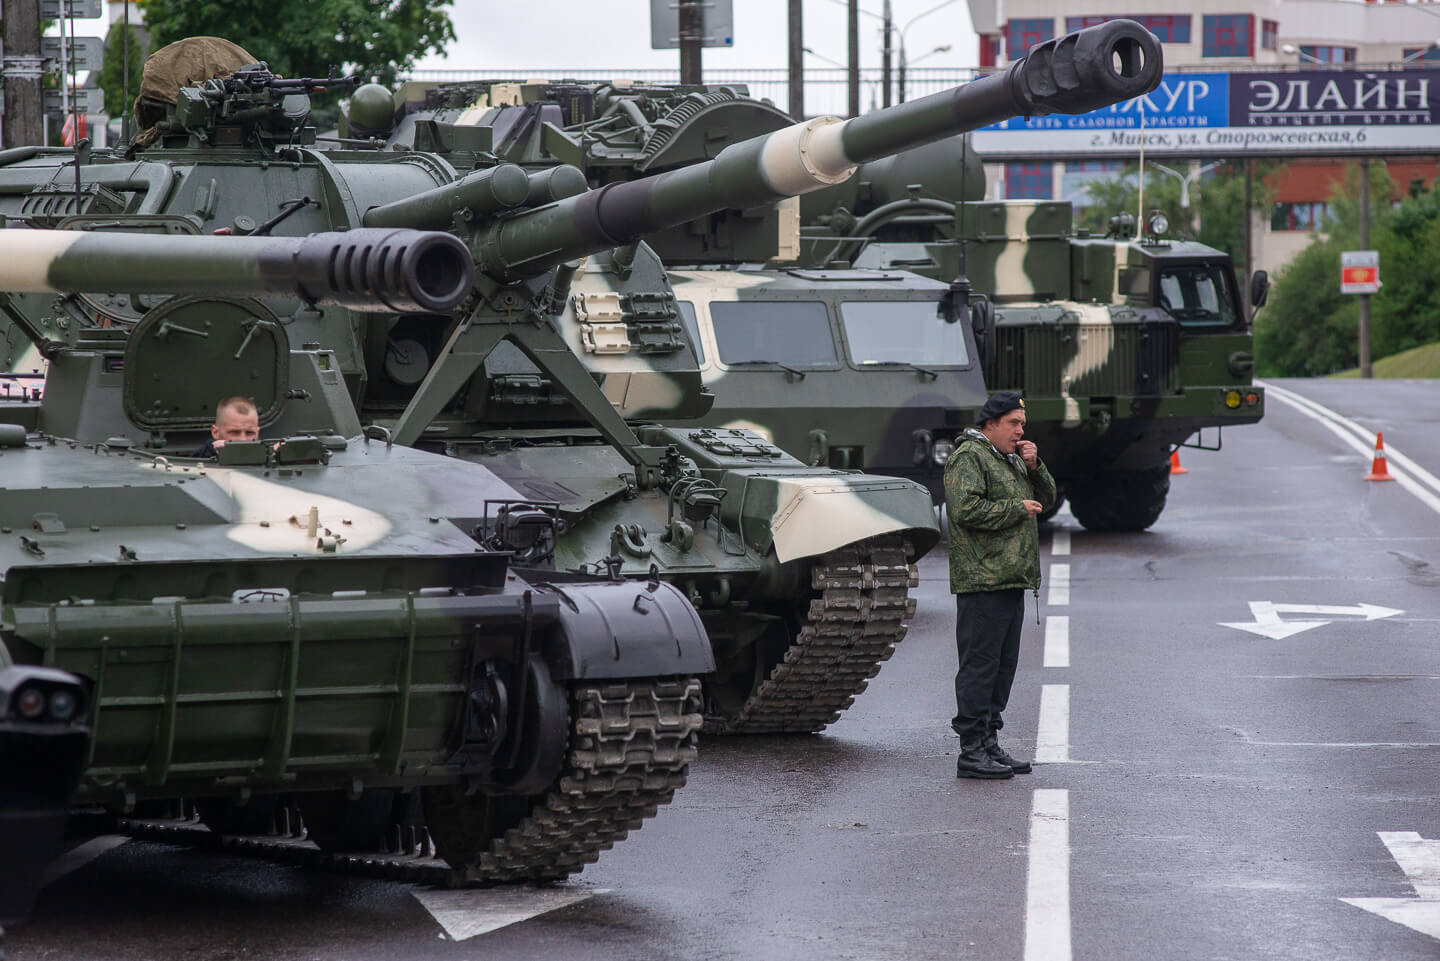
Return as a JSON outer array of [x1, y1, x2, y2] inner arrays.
[[2, 0, 45, 147], [847, 0, 859, 118], [788, 0, 803, 120], [1358, 158, 1372, 379], [881, 0, 893, 108], [678, 0, 703, 85]]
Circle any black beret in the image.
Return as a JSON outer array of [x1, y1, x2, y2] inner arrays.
[[976, 391, 1025, 425]]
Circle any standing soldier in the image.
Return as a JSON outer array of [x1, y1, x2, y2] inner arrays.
[[945, 392, 1056, 779]]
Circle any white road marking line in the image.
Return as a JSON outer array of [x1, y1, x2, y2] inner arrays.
[[1051, 529, 1071, 557], [1024, 789, 1072, 961], [1047, 564, 1070, 606], [41, 835, 130, 887], [413, 886, 607, 941], [1035, 684, 1070, 763], [1261, 381, 1440, 515], [1342, 832, 1440, 942], [1044, 615, 1070, 668]]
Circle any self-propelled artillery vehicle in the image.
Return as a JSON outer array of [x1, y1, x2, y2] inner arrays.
[[0, 24, 1159, 754], [0, 209, 711, 924], [366, 21, 1167, 511], [797, 145, 1269, 529]]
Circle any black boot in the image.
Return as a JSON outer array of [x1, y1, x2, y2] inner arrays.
[[956, 742, 1014, 779], [983, 735, 1031, 774]]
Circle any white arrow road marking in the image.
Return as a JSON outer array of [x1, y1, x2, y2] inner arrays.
[[1220, 601, 1404, 639], [41, 836, 130, 887], [413, 886, 606, 941], [1342, 832, 1440, 941]]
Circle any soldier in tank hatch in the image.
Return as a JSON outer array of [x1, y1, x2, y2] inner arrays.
[[944, 391, 1056, 779], [193, 396, 259, 458]]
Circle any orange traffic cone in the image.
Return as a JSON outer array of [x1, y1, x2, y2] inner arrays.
[[1364, 432, 1396, 482], [1170, 451, 1188, 475]]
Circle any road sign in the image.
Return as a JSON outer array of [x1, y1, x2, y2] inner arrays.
[[650, 0, 734, 49], [1219, 600, 1403, 639], [42, 36, 104, 73], [1341, 250, 1381, 295], [43, 86, 104, 115], [39, 0, 102, 17]]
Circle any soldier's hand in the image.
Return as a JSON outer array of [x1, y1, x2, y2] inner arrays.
[[1022, 499, 1044, 517], [1017, 440, 1038, 468]]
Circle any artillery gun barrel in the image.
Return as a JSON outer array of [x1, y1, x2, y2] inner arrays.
[[0, 227, 473, 314], [482, 19, 1161, 279], [362, 164, 532, 229]]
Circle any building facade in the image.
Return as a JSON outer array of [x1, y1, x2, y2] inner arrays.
[[967, 0, 1440, 275]]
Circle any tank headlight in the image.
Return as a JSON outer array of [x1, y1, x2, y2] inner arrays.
[[1147, 211, 1169, 236], [16, 686, 45, 719], [1224, 390, 1242, 409], [48, 689, 78, 721], [932, 438, 955, 466]]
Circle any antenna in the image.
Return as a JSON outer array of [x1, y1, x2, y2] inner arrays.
[[122, 0, 132, 144], [1134, 94, 1146, 237], [68, 5, 82, 206]]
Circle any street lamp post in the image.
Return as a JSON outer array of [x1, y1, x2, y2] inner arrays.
[[1149, 161, 1222, 235], [898, 44, 952, 102], [896, 0, 959, 103]]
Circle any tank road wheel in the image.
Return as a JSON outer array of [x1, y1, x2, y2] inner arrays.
[[703, 534, 919, 735], [422, 678, 702, 884], [1067, 466, 1170, 532]]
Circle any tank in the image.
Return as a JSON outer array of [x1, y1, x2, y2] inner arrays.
[[375, 21, 1166, 506], [0, 234, 714, 922], [0, 21, 1158, 758]]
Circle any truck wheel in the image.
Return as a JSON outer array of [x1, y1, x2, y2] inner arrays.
[[1067, 466, 1169, 532]]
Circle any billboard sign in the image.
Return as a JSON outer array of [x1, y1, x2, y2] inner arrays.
[[1340, 250, 1380, 295], [971, 68, 1440, 158]]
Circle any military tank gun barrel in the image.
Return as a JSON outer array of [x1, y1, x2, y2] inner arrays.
[[479, 19, 1160, 279], [0, 227, 474, 314], [362, 164, 532, 229]]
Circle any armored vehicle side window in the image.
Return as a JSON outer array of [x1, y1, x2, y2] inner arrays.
[[1157, 263, 1238, 328], [840, 300, 969, 367], [711, 301, 837, 367], [677, 301, 705, 364]]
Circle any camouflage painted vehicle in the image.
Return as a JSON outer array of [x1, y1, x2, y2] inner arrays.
[[853, 200, 1268, 530], [0, 177, 714, 924], [371, 22, 1166, 508]]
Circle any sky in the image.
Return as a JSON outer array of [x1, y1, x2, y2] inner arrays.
[[408, 0, 979, 74]]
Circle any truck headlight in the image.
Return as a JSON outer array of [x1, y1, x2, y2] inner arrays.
[[932, 438, 955, 466]]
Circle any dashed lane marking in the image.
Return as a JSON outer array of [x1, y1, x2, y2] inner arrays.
[[1044, 615, 1070, 668], [1051, 529, 1071, 557], [1047, 564, 1070, 606], [1035, 684, 1071, 764], [1024, 789, 1072, 961], [413, 886, 608, 941], [41, 836, 130, 887]]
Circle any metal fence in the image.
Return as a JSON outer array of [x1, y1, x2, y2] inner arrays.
[[399, 66, 977, 118]]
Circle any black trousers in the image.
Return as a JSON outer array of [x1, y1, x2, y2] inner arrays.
[[951, 588, 1024, 743]]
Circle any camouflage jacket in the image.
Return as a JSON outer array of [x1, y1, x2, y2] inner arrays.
[[944, 429, 1057, 594]]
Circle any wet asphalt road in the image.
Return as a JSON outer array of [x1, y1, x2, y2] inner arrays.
[[8, 378, 1440, 961]]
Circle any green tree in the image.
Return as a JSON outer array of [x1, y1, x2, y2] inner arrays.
[[1371, 184, 1440, 358], [98, 21, 149, 119], [1075, 161, 1276, 268], [138, 0, 456, 85]]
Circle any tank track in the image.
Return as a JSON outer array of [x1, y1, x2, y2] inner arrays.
[[114, 677, 702, 888], [707, 534, 918, 735]]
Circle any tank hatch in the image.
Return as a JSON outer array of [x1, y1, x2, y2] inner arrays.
[[123, 296, 288, 431]]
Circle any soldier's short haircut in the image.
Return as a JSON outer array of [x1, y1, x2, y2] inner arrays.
[[215, 396, 256, 422]]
